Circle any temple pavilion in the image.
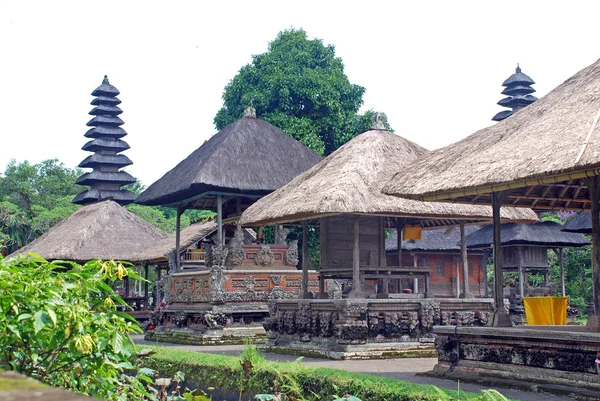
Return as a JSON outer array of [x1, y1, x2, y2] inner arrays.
[[239, 116, 537, 358], [137, 107, 323, 345], [383, 57, 600, 393]]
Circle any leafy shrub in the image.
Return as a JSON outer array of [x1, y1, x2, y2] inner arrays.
[[0, 254, 150, 399], [143, 346, 513, 401]]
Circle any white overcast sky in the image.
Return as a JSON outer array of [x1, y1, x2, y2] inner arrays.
[[1, 0, 600, 186]]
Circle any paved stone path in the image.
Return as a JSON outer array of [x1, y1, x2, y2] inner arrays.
[[133, 336, 576, 401]]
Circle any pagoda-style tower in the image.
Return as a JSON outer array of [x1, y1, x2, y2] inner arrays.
[[492, 64, 537, 122], [73, 76, 137, 206]]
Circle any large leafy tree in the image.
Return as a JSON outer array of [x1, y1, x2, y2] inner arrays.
[[214, 28, 379, 155]]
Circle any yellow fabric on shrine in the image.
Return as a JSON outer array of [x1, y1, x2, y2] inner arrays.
[[403, 225, 422, 240], [523, 296, 568, 325]]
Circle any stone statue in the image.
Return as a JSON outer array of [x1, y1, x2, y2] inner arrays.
[[285, 240, 299, 266], [210, 245, 228, 304], [226, 224, 246, 267], [254, 245, 275, 267], [274, 226, 289, 245]]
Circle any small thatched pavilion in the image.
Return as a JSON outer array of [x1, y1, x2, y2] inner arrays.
[[382, 58, 600, 389], [464, 221, 589, 298], [136, 107, 322, 270], [241, 118, 537, 298], [239, 118, 537, 357], [562, 212, 592, 234]]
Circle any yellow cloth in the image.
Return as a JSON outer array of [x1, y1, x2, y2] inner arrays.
[[403, 225, 422, 240], [523, 296, 568, 325]]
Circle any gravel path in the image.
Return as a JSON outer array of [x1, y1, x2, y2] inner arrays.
[[132, 336, 576, 401]]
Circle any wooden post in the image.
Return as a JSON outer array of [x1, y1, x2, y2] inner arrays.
[[460, 223, 471, 298], [302, 221, 309, 298], [518, 264, 525, 297], [559, 248, 566, 296], [589, 176, 600, 328], [156, 265, 162, 307], [413, 255, 419, 294], [492, 191, 511, 327], [396, 220, 404, 266], [175, 206, 183, 272], [144, 263, 149, 308], [379, 217, 389, 297], [124, 276, 130, 298], [319, 218, 328, 298], [217, 195, 223, 246], [455, 257, 460, 298], [350, 216, 362, 297]]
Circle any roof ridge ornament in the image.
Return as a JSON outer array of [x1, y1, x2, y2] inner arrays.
[[102, 75, 110, 84], [243, 106, 257, 118], [372, 112, 388, 130], [516, 63, 521, 73]]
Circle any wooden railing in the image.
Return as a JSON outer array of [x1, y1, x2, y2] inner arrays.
[[182, 249, 206, 263]]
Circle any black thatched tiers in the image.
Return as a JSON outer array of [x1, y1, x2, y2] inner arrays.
[[84, 126, 128, 139], [136, 114, 322, 207], [82, 138, 130, 153], [76, 170, 136, 186], [561, 212, 592, 234], [78, 154, 132, 168], [73, 189, 137, 205], [385, 225, 481, 252], [464, 221, 590, 248]]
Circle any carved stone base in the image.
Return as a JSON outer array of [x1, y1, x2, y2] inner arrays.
[[432, 325, 600, 394], [492, 312, 513, 327]]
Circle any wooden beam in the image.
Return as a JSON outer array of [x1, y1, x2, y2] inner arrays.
[[589, 176, 600, 317], [460, 223, 471, 298], [302, 221, 309, 298], [492, 191, 512, 326], [175, 206, 183, 272], [351, 216, 362, 297]]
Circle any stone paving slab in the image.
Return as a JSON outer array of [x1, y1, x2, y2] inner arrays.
[[133, 335, 577, 401]]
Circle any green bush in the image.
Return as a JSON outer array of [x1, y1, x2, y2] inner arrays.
[[142, 346, 515, 401], [0, 254, 151, 400]]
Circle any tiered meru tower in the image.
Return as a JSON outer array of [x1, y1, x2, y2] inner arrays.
[[492, 64, 537, 122], [73, 76, 137, 206]]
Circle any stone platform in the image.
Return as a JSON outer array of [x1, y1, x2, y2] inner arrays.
[[431, 325, 600, 395], [148, 268, 320, 345], [262, 297, 494, 359]]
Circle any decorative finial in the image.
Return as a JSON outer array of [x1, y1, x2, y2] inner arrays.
[[516, 63, 521, 74], [371, 112, 387, 130], [243, 106, 256, 118], [102, 75, 110, 84]]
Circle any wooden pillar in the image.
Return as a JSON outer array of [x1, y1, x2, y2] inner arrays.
[[144, 263, 149, 307], [124, 276, 130, 298], [413, 255, 419, 294], [156, 265, 162, 306], [319, 218, 327, 298], [350, 216, 362, 298], [217, 195, 223, 246], [518, 265, 525, 297], [455, 256, 460, 299], [380, 217, 389, 296], [559, 248, 566, 296], [482, 249, 491, 298], [492, 191, 511, 327], [460, 223, 471, 298], [589, 176, 600, 326], [396, 220, 404, 266], [302, 221, 309, 298], [175, 206, 183, 272]]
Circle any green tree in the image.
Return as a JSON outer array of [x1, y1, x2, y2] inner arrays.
[[214, 28, 382, 155]]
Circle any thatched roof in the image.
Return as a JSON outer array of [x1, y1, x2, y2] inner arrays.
[[10, 200, 168, 262], [385, 225, 482, 252], [136, 220, 217, 263], [383, 58, 600, 210], [464, 221, 590, 248], [240, 129, 539, 227], [562, 212, 592, 234], [136, 114, 322, 207]]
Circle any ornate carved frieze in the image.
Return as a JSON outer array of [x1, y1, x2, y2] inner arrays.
[[254, 245, 275, 267]]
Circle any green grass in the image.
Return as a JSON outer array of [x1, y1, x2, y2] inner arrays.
[[139, 345, 517, 401]]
